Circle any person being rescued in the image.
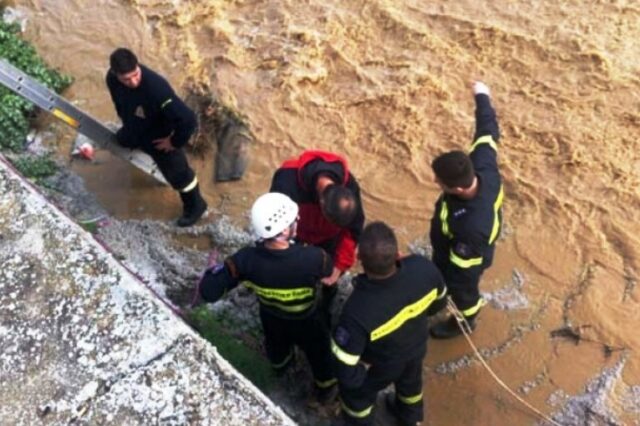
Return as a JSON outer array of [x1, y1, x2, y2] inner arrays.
[[269, 150, 366, 319], [197, 192, 338, 403]]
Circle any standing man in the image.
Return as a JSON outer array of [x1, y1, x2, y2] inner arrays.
[[106, 48, 207, 227], [331, 222, 446, 426], [429, 81, 504, 339], [198, 192, 338, 402], [270, 150, 365, 287]]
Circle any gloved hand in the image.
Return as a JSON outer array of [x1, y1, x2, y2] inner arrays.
[[473, 81, 491, 96]]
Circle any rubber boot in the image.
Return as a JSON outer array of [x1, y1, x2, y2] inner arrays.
[[429, 314, 476, 339], [315, 382, 339, 404], [177, 184, 208, 227]]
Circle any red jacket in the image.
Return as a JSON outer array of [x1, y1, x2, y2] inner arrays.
[[270, 150, 365, 271]]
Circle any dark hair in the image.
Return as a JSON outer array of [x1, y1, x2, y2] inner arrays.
[[358, 222, 398, 276], [321, 184, 357, 227], [431, 150, 475, 188], [110, 48, 139, 75]]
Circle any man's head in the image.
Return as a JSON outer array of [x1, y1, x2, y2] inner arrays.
[[431, 150, 475, 193], [110, 48, 142, 89], [320, 184, 357, 227], [358, 221, 398, 278]]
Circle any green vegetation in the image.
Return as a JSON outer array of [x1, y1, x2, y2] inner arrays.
[[0, 17, 72, 152], [188, 306, 276, 392], [12, 154, 58, 183]]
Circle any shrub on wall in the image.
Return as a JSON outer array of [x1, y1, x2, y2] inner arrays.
[[0, 18, 72, 152]]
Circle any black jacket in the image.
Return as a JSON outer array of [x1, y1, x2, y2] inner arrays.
[[331, 255, 446, 388], [200, 243, 333, 320], [106, 65, 197, 148], [429, 94, 503, 295]]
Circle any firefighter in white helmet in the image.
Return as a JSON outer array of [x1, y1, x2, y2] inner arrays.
[[198, 192, 338, 402]]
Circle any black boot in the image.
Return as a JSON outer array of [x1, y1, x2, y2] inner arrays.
[[177, 184, 208, 227], [429, 314, 476, 339]]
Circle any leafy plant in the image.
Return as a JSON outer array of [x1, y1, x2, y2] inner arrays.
[[12, 154, 58, 182], [0, 17, 72, 151], [188, 306, 276, 392]]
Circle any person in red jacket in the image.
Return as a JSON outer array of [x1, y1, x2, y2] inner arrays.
[[270, 150, 365, 290]]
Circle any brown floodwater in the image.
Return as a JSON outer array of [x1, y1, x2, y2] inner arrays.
[[10, 0, 640, 424]]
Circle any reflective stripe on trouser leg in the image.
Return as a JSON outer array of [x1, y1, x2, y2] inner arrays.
[[180, 176, 198, 193], [397, 392, 423, 405], [340, 398, 373, 420], [271, 349, 293, 369], [393, 355, 425, 424]]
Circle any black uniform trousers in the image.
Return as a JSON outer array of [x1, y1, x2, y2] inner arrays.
[[259, 308, 335, 387], [340, 354, 424, 425], [435, 244, 495, 315], [116, 127, 195, 191]]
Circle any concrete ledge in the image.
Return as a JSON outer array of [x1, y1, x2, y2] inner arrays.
[[0, 156, 294, 425]]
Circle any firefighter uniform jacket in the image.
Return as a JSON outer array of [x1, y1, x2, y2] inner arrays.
[[269, 150, 365, 272], [106, 64, 197, 149], [331, 255, 446, 389], [199, 243, 333, 319], [429, 93, 503, 317]]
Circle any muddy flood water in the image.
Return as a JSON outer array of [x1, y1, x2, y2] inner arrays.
[[8, 0, 640, 424]]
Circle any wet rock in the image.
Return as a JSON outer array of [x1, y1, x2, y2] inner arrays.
[[484, 269, 530, 311]]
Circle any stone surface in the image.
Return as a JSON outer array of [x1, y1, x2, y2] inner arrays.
[[0, 156, 294, 426]]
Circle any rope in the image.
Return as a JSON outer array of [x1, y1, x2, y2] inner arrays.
[[446, 299, 563, 426]]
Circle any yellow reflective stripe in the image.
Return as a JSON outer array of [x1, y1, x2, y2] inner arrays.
[[258, 297, 314, 313], [52, 108, 80, 128], [462, 298, 486, 317], [180, 176, 198, 193], [437, 286, 447, 300], [340, 399, 373, 418], [370, 288, 438, 341], [243, 282, 314, 302], [272, 349, 293, 369], [331, 338, 360, 366], [315, 378, 337, 388], [440, 200, 452, 238], [449, 250, 483, 269], [470, 135, 497, 152], [489, 184, 504, 244], [160, 98, 173, 109], [398, 392, 423, 405]]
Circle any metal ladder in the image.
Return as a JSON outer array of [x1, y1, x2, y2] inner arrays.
[[0, 59, 168, 185]]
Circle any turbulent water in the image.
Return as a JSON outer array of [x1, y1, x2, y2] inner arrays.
[[9, 0, 640, 424]]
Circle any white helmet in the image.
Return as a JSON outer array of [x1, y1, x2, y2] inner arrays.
[[251, 192, 299, 239]]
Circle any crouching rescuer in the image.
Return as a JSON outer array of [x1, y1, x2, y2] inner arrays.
[[198, 192, 338, 402], [106, 48, 207, 227], [331, 222, 447, 425]]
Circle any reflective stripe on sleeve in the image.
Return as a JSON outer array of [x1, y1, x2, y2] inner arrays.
[[340, 400, 373, 419], [398, 392, 423, 405], [489, 184, 504, 244], [160, 98, 173, 109], [470, 135, 498, 152], [462, 298, 486, 317], [370, 288, 438, 341], [449, 250, 483, 269], [331, 338, 360, 366]]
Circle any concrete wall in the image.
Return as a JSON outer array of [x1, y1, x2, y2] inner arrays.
[[0, 156, 294, 426]]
